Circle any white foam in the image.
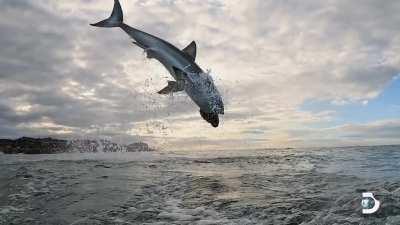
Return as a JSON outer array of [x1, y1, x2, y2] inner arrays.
[[0, 206, 23, 214]]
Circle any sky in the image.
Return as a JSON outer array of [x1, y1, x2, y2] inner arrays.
[[0, 0, 399, 150]]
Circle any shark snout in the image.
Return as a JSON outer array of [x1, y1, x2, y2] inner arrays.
[[213, 97, 224, 114]]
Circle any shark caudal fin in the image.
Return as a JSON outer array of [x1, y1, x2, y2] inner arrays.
[[91, 0, 123, 27]]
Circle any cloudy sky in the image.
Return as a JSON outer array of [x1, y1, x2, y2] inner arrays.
[[0, 0, 399, 150]]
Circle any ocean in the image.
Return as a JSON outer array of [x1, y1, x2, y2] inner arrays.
[[1, 145, 399, 225]]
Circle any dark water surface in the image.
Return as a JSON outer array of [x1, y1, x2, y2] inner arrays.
[[1, 146, 399, 225]]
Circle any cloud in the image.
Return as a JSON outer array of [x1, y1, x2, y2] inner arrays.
[[285, 119, 400, 147], [338, 120, 400, 139], [0, 0, 399, 149]]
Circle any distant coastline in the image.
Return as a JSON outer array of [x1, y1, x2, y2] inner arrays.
[[0, 137, 154, 154]]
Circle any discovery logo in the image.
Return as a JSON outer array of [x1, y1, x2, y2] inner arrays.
[[361, 192, 380, 214]]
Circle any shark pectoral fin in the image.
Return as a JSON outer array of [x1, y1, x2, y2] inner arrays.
[[157, 85, 174, 95], [157, 81, 185, 95], [182, 41, 197, 61]]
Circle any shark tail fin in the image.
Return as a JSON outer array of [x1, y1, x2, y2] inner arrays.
[[91, 0, 123, 27]]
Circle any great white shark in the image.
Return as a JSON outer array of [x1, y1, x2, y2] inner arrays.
[[91, 0, 224, 127]]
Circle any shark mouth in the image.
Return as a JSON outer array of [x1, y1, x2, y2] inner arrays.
[[200, 110, 219, 128]]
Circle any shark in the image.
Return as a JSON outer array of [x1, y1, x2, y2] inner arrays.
[[91, 0, 224, 127]]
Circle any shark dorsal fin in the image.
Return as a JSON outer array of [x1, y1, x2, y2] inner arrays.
[[182, 41, 197, 61]]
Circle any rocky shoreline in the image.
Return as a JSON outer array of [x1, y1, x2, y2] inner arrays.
[[0, 137, 153, 154]]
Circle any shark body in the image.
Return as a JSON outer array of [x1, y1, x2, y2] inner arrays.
[[91, 0, 224, 127]]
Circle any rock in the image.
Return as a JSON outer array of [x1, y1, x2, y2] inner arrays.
[[0, 139, 14, 153], [126, 142, 153, 152], [1, 137, 69, 154], [0, 137, 154, 154]]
